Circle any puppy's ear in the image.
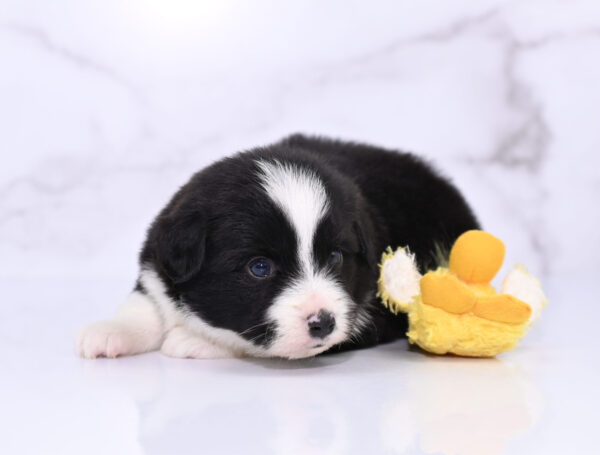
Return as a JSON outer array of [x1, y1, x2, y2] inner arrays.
[[153, 210, 206, 284], [353, 220, 377, 270]]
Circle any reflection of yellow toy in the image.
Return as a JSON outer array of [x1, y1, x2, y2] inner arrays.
[[378, 230, 547, 357]]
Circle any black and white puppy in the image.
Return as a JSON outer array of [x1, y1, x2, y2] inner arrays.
[[77, 135, 479, 360]]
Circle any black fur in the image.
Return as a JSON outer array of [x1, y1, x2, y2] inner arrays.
[[139, 135, 479, 353]]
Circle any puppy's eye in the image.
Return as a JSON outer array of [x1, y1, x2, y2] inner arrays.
[[248, 258, 274, 278], [329, 251, 343, 266]]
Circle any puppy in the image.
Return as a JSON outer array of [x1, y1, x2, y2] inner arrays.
[[76, 135, 479, 359]]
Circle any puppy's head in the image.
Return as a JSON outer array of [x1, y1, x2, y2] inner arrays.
[[148, 154, 377, 358]]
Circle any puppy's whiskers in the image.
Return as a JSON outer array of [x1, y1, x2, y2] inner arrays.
[[239, 320, 271, 336]]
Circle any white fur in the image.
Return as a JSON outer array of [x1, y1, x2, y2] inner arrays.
[[76, 291, 164, 359], [257, 160, 357, 358], [265, 274, 354, 358], [351, 298, 374, 336], [501, 264, 548, 322], [160, 326, 238, 359], [256, 160, 329, 275]]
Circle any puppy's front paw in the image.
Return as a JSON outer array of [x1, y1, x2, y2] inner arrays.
[[76, 321, 142, 359]]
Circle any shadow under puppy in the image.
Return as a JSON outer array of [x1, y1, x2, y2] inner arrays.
[[77, 135, 479, 359]]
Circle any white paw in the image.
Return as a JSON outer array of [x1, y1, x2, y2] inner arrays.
[[502, 265, 548, 322], [76, 320, 144, 359], [160, 326, 237, 359]]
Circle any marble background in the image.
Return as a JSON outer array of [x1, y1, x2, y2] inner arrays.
[[1, 0, 599, 284]]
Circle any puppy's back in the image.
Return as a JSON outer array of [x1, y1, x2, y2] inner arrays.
[[278, 134, 480, 272]]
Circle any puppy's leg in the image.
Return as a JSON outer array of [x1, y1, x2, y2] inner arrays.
[[160, 326, 238, 359], [76, 291, 165, 359]]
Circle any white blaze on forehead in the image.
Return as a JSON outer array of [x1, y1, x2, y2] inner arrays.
[[256, 159, 330, 275]]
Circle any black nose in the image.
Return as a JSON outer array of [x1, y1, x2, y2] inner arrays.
[[307, 310, 336, 339]]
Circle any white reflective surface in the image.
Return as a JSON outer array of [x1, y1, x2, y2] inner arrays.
[[1, 274, 597, 454]]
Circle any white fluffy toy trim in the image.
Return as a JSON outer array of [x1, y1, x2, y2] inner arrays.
[[377, 247, 422, 314]]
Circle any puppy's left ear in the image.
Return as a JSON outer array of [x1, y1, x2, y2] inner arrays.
[[153, 209, 207, 284], [353, 220, 377, 270]]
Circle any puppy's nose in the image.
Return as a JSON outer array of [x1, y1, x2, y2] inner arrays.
[[307, 310, 336, 339]]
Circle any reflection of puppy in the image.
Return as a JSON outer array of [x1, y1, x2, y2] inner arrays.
[[76, 135, 478, 359]]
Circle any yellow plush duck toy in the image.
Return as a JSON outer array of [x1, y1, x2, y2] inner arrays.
[[378, 230, 547, 357]]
